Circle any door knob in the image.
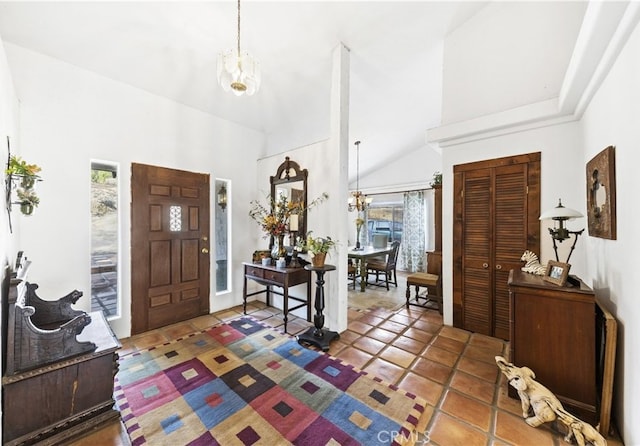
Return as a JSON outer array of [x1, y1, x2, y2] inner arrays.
[[202, 236, 208, 241], [483, 263, 489, 268], [201, 248, 209, 254], [496, 264, 502, 270]]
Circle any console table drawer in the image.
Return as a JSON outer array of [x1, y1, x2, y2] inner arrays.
[[263, 270, 285, 283], [245, 265, 264, 279]]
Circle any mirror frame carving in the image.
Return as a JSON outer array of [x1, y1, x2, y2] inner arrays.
[[270, 157, 308, 248]]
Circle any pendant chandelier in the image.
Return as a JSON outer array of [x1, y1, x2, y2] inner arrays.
[[348, 140, 372, 212], [217, 0, 261, 96]]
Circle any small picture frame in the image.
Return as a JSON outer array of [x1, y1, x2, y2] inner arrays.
[[252, 250, 271, 263], [543, 260, 571, 286]]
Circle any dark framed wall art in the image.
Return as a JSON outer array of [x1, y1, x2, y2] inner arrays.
[[586, 146, 616, 240]]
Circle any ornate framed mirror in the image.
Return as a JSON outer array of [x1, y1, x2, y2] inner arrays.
[[270, 157, 308, 248]]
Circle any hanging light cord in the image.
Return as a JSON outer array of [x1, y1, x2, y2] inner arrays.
[[236, 0, 241, 57], [355, 141, 361, 193]]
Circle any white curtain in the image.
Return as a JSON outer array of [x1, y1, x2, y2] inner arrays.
[[399, 190, 427, 272]]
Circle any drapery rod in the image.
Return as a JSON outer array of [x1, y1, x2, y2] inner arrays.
[[357, 187, 432, 196]]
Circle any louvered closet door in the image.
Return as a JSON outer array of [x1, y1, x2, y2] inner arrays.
[[460, 169, 492, 336], [493, 164, 529, 339], [453, 153, 540, 340]]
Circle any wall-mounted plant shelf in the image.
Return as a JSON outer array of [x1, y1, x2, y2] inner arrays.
[[5, 137, 43, 231]]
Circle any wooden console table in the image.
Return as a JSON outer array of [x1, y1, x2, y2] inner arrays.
[[2, 311, 121, 445], [243, 262, 311, 333]]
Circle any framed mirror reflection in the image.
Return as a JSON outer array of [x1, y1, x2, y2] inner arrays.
[[270, 157, 308, 249]]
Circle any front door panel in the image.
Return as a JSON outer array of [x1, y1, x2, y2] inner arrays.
[[131, 163, 210, 334]]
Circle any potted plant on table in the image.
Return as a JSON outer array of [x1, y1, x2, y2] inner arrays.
[[298, 232, 337, 267], [249, 192, 328, 259]]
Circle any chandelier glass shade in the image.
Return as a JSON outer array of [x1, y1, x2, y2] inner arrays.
[[217, 50, 260, 96], [348, 192, 372, 212], [217, 0, 260, 96], [348, 140, 372, 212]]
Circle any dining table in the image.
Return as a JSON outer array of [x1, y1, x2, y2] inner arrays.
[[347, 245, 393, 292]]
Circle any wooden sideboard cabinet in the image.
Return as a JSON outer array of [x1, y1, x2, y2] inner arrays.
[[2, 310, 121, 445], [508, 269, 597, 424]]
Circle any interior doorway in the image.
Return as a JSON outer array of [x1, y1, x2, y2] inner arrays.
[[130, 163, 211, 335]]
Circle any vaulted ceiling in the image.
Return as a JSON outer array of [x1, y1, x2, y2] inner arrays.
[[0, 1, 588, 181]]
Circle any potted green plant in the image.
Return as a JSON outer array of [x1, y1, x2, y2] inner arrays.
[[430, 171, 442, 188], [6, 155, 42, 215], [16, 188, 40, 216], [6, 155, 42, 189], [298, 232, 337, 267]]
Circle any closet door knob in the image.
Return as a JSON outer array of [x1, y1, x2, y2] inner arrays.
[[496, 264, 502, 270], [483, 263, 489, 269]]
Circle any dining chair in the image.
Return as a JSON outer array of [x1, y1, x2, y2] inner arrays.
[[347, 259, 357, 290], [366, 240, 400, 290]]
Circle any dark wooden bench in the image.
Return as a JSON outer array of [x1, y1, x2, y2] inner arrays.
[[3, 260, 97, 375], [2, 257, 121, 445]]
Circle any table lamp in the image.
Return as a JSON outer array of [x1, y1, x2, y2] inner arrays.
[[539, 199, 584, 263]]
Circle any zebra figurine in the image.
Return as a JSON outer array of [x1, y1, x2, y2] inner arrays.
[[520, 250, 547, 275]]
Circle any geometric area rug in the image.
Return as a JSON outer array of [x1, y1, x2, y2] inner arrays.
[[115, 316, 429, 445]]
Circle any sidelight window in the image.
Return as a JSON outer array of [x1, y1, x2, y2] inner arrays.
[[90, 161, 120, 319], [215, 179, 230, 293]]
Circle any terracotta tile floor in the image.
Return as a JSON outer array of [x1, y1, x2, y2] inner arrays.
[[69, 275, 624, 446]]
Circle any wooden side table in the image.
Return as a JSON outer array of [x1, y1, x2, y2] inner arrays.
[[242, 262, 311, 333], [297, 264, 340, 351]]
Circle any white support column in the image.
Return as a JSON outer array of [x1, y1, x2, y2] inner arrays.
[[326, 42, 350, 334]]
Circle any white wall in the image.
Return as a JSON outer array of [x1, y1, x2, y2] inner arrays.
[[4, 43, 265, 339], [439, 122, 587, 322], [357, 144, 440, 193], [580, 18, 640, 445], [0, 33, 21, 445], [0, 38, 20, 267], [252, 43, 351, 334], [442, 2, 586, 125], [255, 140, 349, 332]]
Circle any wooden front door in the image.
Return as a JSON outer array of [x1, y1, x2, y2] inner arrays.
[[131, 163, 210, 335], [453, 153, 540, 340]]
